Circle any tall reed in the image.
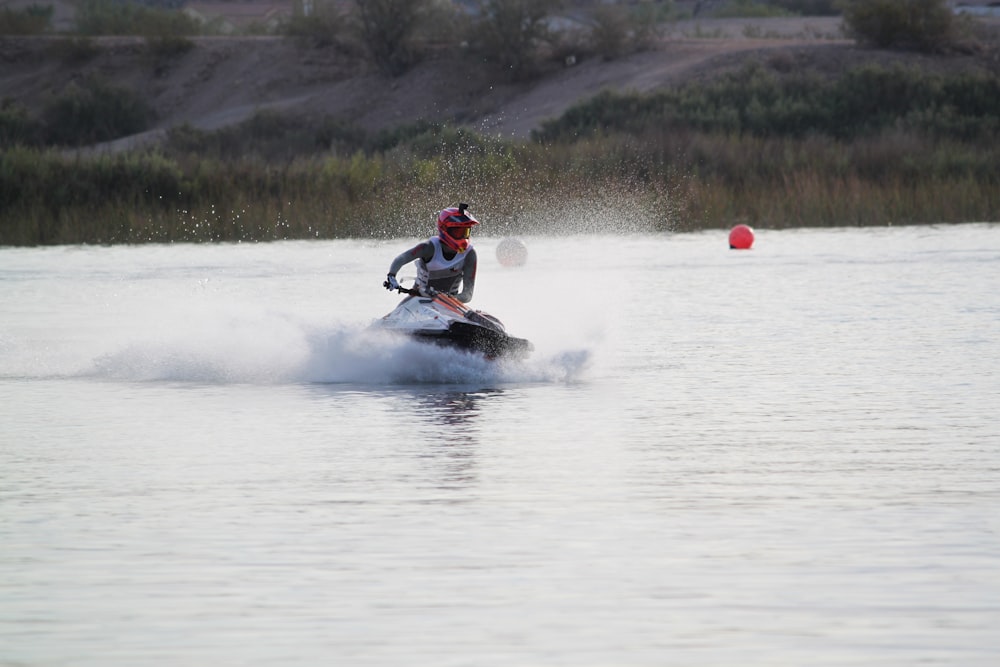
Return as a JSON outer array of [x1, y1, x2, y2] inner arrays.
[[2, 131, 995, 246]]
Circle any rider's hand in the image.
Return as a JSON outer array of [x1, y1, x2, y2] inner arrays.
[[384, 274, 399, 291]]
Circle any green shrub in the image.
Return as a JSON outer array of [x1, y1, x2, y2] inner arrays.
[[770, 0, 841, 15], [42, 77, 156, 146], [74, 0, 202, 36], [368, 121, 493, 157], [0, 102, 43, 147], [354, 0, 434, 76], [712, 0, 793, 19], [590, 4, 630, 60], [0, 4, 52, 34], [839, 0, 954, 52], [472, 0, 561, 81], [585, 2, 662, 61], [533, 62, 1000, 143], [165, 112, 368, 162]]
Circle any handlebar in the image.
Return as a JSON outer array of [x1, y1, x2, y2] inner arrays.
[[383, 282, 462, 306], [383, 280, 423, 297]]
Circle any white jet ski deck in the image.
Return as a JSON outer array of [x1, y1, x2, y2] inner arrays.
[[377, 288, 533, 360]]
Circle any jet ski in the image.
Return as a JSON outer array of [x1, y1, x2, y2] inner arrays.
[[377, 286, 533, 360]]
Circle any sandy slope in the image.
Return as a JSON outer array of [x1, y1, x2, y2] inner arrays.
[[5, 15, 988, 149]]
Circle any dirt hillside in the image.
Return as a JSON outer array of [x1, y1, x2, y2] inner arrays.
[[1, 16, 996, 150]]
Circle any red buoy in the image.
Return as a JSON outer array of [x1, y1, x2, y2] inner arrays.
[[729, 224, 755, 250]]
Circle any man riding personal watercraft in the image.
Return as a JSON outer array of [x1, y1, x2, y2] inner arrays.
[[377, 203, 532, 359], [383, 203, 478, 303]]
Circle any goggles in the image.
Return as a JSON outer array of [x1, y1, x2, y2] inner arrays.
[[446, 226, 471, 240]]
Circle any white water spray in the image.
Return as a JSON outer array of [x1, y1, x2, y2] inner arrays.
[[0, 238, 617, 386]]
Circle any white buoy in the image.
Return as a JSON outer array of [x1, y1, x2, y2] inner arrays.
[[496, 237, 528, 267]]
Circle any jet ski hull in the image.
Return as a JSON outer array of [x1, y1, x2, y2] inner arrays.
[[377, 292, 533, 360], [410, 321, 533, 359]]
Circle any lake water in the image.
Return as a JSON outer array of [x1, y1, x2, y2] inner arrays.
[[2, 224, 998, 666]]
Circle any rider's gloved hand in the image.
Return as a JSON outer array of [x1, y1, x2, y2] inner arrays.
[[384, 274, 399, 291]]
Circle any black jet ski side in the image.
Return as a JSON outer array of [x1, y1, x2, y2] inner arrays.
[[377, 288, 533, 360]]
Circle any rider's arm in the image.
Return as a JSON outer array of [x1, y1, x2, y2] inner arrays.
[[455, 248, 477, 303], [388, 242, 434, 277]]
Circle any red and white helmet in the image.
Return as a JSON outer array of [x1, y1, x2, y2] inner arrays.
[[437, 202, 479, 253]]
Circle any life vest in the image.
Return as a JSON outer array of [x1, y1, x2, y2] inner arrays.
[[415, 236, 471, 296]]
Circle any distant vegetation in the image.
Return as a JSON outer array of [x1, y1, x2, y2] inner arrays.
[[1, 0, 998, 244], [0, 1, 844, 60], [534, 63, 1000, 143], [1, 75, 156, 148], [3, 57, 998, 245], [0, 3, 52, 34], [839, 0, 956, 52], [73, 0, 202, 37]]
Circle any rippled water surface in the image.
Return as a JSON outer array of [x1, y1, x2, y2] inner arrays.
[[2, 225, 999, 666]]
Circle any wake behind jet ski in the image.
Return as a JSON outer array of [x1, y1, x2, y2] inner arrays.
[[377, 285, 533, 360]]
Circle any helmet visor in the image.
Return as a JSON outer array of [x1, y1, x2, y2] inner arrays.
[[446, 226, 471, 240]]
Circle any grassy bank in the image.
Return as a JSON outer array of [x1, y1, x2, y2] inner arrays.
[[2, 132, 994, 245], [2, 62, 998, 245]]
